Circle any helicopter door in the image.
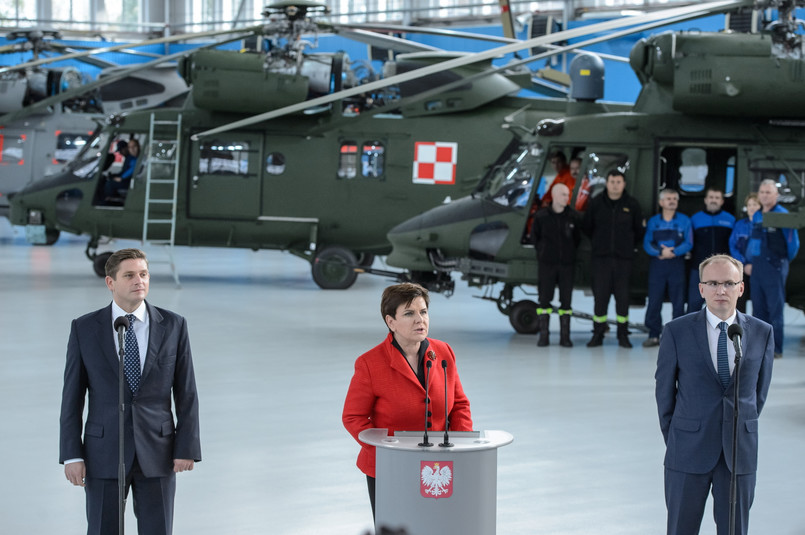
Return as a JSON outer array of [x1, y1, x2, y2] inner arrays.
[[189, 133, 262, 219], [658, 145, 738, 216]]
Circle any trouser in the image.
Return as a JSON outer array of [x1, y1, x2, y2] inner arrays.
[[85, 457, 176, 535], [751, 257, 788, 354], [687, 268, 704, 313], [645, 257, 686, 338], [591, 256, 632, 320], [538, 262, 574, 311], [664, 455, 755, 535]]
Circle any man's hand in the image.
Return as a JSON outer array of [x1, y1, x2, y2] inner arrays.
[[174, 459, 195, 473], [65, 461, 86, 487], [659, 245, 676, 259]]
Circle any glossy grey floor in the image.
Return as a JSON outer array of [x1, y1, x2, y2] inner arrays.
[[1, 239, 804, 535]]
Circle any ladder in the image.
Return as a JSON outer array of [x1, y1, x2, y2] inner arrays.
[[142, 113, 182, 286]]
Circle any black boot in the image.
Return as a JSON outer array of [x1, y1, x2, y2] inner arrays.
[[617, 322, 632, 348], [537, 314, 550, 347], [586, 322, 605, 347], [559, 315, 573, 347]]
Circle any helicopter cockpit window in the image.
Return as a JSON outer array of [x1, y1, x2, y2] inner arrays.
[[0, 133, 26, 165], [362, 142, 385, 178], [266, 152, 285, 175], [199, 141, 251, 176], [69, 131, 111, 179], [54, 133, 91, 164], [338, 142, 358, 179], [486, 143, 544, 209]]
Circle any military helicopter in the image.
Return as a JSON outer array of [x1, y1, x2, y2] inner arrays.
[[5, 0, 742, 289], [3, 0, 577, 288], [384, 0, 805, 333], [0, 28, 189, 216]]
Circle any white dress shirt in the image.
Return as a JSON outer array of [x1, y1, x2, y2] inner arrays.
[[704, 308, 736, 376], [111, 301, 149, 371]]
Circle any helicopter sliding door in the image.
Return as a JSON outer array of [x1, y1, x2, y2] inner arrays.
[[657, 144, 738, 216], [188, 133, 262, 219]]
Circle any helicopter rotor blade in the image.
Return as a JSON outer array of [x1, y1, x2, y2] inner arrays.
[[0, 31, 253, 127], [191, 0, 752, 140], [0, 24, 262, 75], [332, 28, 440, 53]]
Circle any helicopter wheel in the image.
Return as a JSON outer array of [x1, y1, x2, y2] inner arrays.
[[509, 300, 539, 334], [312, 245, 359, 290], [356, 253, 375, 268], [92, 252, 113, 278]]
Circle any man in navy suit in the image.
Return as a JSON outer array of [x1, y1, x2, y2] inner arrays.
[[60, 248, 201, 535], [655, 254, 773, 535]]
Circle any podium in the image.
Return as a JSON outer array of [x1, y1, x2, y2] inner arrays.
[[359, 429, 513, 535]]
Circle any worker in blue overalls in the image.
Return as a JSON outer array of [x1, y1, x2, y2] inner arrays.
[[687, 187, 735, 312], [642, 188, 693, 347], [747, 179, 800, 358]]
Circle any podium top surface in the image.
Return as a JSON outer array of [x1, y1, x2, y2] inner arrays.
[[359, 429, 513, 452]]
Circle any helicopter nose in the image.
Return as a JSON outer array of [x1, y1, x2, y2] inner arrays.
[[386, 213, 433, 271]]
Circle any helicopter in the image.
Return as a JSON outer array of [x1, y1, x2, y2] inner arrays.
[[4, 0, 743, 289], [3, 0, 581, 289], [383, 0, 805, 333], [0, 28, 189, 216]]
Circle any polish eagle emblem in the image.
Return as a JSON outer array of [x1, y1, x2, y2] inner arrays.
[[420, 461, 453, 499]]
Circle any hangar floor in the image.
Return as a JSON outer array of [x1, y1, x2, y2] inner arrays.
[[1, 239, 804, 535]]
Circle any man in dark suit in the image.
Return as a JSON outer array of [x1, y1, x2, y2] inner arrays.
[[60, 248, 201, 535], [655, 254, 773, 535]]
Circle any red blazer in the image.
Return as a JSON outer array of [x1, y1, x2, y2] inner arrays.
[[342, 333, 473, 478]]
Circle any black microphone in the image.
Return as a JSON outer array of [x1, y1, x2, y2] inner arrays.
[[114, 315, 129, 348], [418, 355, 434, 447], [728, 324, 743, 361], [439, 360, 453, 448]]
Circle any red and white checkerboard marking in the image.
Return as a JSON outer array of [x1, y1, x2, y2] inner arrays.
[[413, 142, 457, 185]]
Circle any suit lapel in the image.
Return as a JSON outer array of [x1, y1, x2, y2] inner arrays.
[[141, 301, 164, 384], [692, 310, 723, 385], [94, 305, 120, 374]]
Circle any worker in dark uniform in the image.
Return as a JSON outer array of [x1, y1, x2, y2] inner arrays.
[[747, 179, 800, 358], [687, 187, 735, 312], [582, 170, 644, 348], [642, 188, 693, 347], [532, 183, 581, 347]]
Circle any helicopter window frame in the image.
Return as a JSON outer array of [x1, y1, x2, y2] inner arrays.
[[748, 157, 805, 206], [265, 152, 286, 175], [361, 141, 385, 179], [338, 141, 358, 179], [484, 142, 545, 210], [0, 132, 26, 166], [198, 140, 255, 177]]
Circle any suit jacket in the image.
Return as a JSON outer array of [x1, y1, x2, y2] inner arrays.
[[59, 301, 201, 479], [655, 310, 773, 475], [342, 333, 473, 478]]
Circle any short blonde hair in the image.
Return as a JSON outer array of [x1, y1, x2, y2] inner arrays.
[[698, 254, 743, 281]]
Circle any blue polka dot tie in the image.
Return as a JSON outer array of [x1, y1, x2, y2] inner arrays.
[[717, 321, 730, 388], [124, 313, 141, 393]]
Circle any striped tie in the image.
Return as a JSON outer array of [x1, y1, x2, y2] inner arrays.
[[717, 321, 730, 388], [124, 314, 141, 393]]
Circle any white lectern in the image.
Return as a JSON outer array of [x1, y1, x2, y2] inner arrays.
[[359, 429, 513, 535]]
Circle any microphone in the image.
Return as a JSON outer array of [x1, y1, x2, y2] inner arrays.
[[418, 357, 434, 447], [439, 360, 453, 448], [728, 324, 743, 362], [114, 316, 129, 349]]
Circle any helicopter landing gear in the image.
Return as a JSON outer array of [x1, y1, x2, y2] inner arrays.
[[356, 253, 375, 268], [311, 245, 359, 289], [509, 300, 539, 334], [92, 251, 113, 277]]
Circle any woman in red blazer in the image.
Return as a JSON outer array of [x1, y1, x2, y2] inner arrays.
[[342, 283, 473, 517]]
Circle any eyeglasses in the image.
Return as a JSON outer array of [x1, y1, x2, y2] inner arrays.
[[701, 281, 742, 290]]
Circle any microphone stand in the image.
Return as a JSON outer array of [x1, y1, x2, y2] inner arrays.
[[419, 360, 433, 447], [439, 360, 453, 448], [115, 318, 128, 535], [728, 333, 743, 535]]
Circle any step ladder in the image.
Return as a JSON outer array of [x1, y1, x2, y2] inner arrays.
[[142, 113, 182, 286]]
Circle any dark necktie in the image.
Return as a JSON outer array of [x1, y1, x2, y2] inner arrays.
[[124, 313, 141, 393], [717, 321, 730, 388]]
